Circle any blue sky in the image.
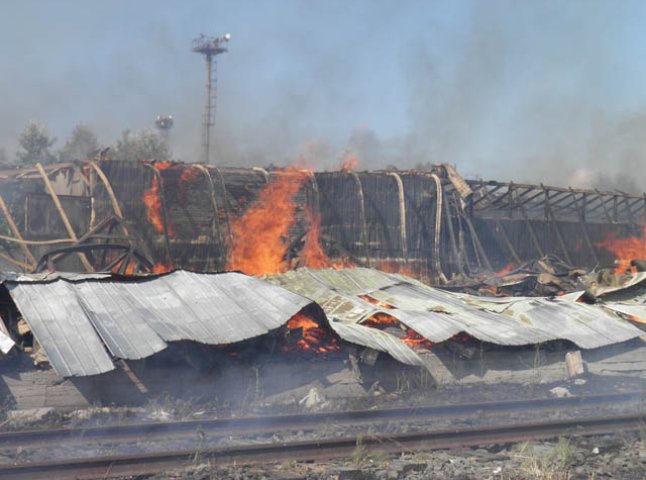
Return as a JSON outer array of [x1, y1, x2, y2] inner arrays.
[[1, 0, 646, 189]]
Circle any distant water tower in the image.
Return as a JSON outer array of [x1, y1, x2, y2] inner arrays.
[[155, 115, 174, 146], [192, 33, 230, 164]]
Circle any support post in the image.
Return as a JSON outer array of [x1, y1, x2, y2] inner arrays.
[[36, 163, 94, 272], [0, 194, 36, 267]]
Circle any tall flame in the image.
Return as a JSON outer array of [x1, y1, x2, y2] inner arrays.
[[300, 208, 355, 270], [597, 225, 646, 273], [143, 162, 175, 236], [227, 169, 308, 275], [300, 208, 330, 269]]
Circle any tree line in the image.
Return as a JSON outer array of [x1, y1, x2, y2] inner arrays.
[[0, 122, 171, 167]]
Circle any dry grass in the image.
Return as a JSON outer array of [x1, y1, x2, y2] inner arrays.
[[514, 437, 575, 480]]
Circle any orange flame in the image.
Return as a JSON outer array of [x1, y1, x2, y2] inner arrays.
[[300, 208, 355, 270], [300, 208, 330, 269], [362, 312, 399, 328], [362, 312, 432, 349], [111, 258, 136, 275], [178, 167, 202, 204], [152, 261, 173, 274], [403, 330, 434, 349], [227, 169, 309, 275], [495, 262, 517, 276], [339, 152, 359, 172], [284, 312, 340, 353], [597, 225, 646, 273], [626, 314, 646, 325], [375, 260, 417, 278], [143, 162, 175, 236], [358, 294, 395, 309]]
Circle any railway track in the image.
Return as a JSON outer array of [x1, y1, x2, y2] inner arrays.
[[0, 391, 641, 449], [0, 392, 642, 479], [0, 413, 643, 479]]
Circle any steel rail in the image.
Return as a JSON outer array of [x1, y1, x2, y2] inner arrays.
[[0, 413, 643, 480], [0, 392, 641, 450]]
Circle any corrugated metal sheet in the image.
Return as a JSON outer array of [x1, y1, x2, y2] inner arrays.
[[327, 320, 425, 367], [0, 331, 13, 355], [495, 297, 642, 349], [589, 273, 646, 325], [7, 281, 115, 376], [269, 268, 644, 350], [268, 269, 431, 364], [5, 271, 313, 377], [369, 284, 554, 345], [598, 288, 646, 324], [592, 272, 646, 297], [0, 315, 15, 354]]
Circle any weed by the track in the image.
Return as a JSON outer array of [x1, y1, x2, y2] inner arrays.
[[515, 437, 575, 480]]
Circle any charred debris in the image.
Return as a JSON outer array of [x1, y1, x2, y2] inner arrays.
[[0, 158, 643, 408]]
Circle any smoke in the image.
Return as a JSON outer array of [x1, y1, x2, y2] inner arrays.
[[299, 1, 645, 193], [0, 1, 645, 192], [393, 1, 646, 192]]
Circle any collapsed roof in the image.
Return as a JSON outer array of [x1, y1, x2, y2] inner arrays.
[[3, 271, 313, 376], [2, 268, 643, 377]]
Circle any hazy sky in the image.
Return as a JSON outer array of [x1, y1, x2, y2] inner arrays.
[[1, 0, 646, 190]]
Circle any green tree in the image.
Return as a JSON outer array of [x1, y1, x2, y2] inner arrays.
[[110, 129, 171, 162], [58, 124, 98, 161], [16, 122, 56, 165]]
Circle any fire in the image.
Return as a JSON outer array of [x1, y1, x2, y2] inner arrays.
[[626, 314, 646, 325], [284, 312, 340, 353], [358, 294, 395, 309], [597, 225, 646, 273], [111, 259, 136, 275], [143, 161, 175, 236], [300, 208, 330, 269], [362, 312, 432, 349], [151, 261, 173, 274], [226, 169, 309, 275], [178, 167, 202, 204], [339, 152, 359, 172], [300, 208, 355, 270], [375, 260, 417, 278], [362, 312, 399, 328], [403, 330, 433, 349], [495, 262, 517, 276]]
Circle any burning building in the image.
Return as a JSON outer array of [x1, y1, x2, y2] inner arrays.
[[0, 159, 642, 281], [0, 158, 643, 409]]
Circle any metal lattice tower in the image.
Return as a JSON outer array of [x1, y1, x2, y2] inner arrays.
[[192, 33, 230, 164]]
